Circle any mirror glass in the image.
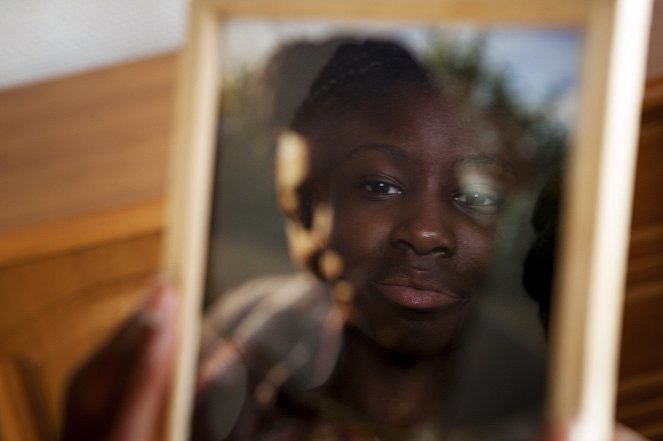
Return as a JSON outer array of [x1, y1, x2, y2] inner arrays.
[[195, 18, 581, 441]]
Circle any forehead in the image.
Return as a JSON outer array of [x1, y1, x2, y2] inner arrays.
[[308, 83, 522, 169]]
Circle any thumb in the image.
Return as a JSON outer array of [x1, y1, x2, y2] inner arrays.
[[106, 283, 180, 441]]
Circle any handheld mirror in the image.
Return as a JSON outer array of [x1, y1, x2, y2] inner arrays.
[[163, 1, 653, 440]]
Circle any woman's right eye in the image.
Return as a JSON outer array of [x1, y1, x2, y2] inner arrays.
[[360, 180, 404, 196]]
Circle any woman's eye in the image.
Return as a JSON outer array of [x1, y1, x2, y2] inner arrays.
[[453, 185, 502, 213], [361, 181, 403, 196]]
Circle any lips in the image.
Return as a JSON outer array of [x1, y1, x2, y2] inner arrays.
[[370, 272, 464, 310]]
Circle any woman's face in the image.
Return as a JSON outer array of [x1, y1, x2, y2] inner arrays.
[[313, 84, 521, 355]]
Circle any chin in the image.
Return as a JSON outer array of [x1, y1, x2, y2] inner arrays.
[[349, 302, 469, 358]]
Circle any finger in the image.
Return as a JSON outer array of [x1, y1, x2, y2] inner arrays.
[[614, 424, 649, 441], [61, 283, 179, 441], [107, 283, 180, 441], [66, 310, 147, 413]]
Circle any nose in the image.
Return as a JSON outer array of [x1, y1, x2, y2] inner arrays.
[[391, 196, 457, 256]]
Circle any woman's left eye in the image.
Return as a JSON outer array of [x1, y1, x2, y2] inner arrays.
[[453, 185, 502, 213]]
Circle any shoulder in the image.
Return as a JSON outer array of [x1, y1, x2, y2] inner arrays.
[[204, 273, 327, 332], [194, 273, 340, 440], [203, 273, 331, 353]]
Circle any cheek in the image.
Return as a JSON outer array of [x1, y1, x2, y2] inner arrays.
[[326, 197, 392, 275], [457, 223, 498, 280], [328, 211, 385, 266]]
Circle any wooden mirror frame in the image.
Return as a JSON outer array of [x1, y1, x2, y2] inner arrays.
[[163, 1, 653, 440]]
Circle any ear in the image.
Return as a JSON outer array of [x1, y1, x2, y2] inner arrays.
[[297, 178, 329, 230], [289, 180, 336, 280], [275, 130, 314, 225], [282, 175, 332, 278]]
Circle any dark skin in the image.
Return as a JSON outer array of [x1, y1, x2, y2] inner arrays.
[[303, 83, 521, 435]]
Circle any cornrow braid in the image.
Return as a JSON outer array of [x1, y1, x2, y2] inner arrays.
[[291, 39, 432, 132]]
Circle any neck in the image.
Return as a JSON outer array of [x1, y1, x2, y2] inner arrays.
[[323, 325, 453, 431]]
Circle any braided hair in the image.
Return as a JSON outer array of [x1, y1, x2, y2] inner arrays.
[[291, 39, 434, 135]]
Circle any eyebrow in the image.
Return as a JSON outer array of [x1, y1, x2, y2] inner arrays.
[[343, 146, 519, 179], [343, 143, 411, 162], [455, 154, 519, 179]]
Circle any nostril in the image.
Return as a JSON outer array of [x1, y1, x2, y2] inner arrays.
[[395, 239, 452, 256], [395, 239, 413, 252], [430, 245, 451, 256]]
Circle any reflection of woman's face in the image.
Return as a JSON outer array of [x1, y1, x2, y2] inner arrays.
[[315, 84, 520, 355]]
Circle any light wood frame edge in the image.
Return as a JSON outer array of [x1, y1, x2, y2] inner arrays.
[[549, 1, 653, 439], [162, 1, 220, 440], [162, 1, 653, 440]]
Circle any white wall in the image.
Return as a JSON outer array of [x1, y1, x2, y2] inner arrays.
[[0, 0, 660, 91], [0, 0, 187, 90]]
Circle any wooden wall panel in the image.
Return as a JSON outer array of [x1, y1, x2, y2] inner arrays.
[[617, 77, 663, 441], [0, 53, 175, 441], [0, 232, 162, 339], [0, 218, 160, 342], [0, 53, 175, 233]]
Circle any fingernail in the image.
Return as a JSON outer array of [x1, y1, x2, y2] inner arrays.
[[141, 283, 169, 329]]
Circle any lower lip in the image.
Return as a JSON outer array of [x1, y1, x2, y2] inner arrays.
[[372, 283, 461, 310]]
